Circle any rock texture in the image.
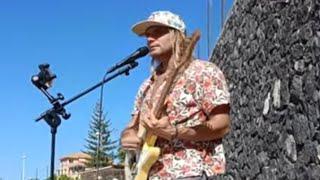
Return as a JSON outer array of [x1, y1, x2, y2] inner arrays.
[[211, 0, 320, 179]]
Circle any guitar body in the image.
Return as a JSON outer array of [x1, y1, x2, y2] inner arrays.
[[134, 134, 160, 180], [124, 132, 160, 180]]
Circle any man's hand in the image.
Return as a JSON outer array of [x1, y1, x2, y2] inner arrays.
[[120, 128, 142, 150], [141, 112, 176, 141]]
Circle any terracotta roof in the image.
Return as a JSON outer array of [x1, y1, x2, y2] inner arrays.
[[60, 152, 91, 161]]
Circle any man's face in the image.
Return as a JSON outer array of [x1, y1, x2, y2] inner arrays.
[[145, 26, 173, 60]]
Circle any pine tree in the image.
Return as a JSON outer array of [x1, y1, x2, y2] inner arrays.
[[83, 101, 117, 168], [116, 146, 126, 164]]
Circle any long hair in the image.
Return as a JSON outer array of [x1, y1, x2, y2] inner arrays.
[[170, 29, 186, 65]]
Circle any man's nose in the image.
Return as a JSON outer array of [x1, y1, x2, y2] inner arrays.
[[146, 35, 155, 42], [146, 36, 155, 46]]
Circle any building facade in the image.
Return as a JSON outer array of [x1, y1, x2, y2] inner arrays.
[[58, 152, 91, 179]]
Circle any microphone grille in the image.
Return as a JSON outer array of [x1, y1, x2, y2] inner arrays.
[[139, 46, 149, 56]]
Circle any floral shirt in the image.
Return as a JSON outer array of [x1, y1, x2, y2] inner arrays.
[[132, 60, 230, 179]]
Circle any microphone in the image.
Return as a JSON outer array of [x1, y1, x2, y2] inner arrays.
[[107, 46, 149, 74]]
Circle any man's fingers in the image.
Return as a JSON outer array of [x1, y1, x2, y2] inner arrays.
[[160, 116, 169, 122], [121, 141, 141, 146], [141, 119, 150, 128], [150, 119, 157, 127], [148, 113, 159, 127], [150, 111, 156, 120], [121, 144, 140, 150], [121, 139, 142, 149], [142, 117, 156, 129], [122, 147, 140, 152]]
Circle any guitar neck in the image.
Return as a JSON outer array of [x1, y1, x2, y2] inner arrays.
[[137, 123, 147, 139]]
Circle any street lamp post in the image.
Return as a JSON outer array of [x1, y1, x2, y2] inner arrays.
[[22, 154, 27, 180], [96, 69, 107, 180], [96, 131, 101, 180]]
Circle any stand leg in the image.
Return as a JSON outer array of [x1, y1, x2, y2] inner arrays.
[[43, 111, 61, 180], [51, 127, 57, 180]]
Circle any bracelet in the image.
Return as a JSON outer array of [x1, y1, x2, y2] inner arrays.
[[171, 125, 179, 141]]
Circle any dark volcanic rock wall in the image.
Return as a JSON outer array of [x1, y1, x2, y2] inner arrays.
[[211, 0, 320, 179]]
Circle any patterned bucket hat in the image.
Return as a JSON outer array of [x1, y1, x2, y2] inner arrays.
[[132, 11, 186, 36]]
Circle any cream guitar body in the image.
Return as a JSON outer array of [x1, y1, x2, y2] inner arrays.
[[124, 127, 160, 180], [134, 133, 160, 180]]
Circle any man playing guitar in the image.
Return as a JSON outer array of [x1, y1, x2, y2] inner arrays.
[[121, 11, 230, 180]]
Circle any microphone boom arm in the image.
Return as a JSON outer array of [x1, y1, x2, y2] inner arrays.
[[35, 61, 139, 122]]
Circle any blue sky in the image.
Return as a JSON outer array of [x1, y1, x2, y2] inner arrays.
[[0, 0, 233, 179]]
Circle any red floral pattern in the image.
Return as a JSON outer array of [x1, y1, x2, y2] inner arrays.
[[132, 60, 230, 179]]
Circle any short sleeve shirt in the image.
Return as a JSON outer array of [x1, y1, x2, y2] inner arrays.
[[132, 60, 230, 179]]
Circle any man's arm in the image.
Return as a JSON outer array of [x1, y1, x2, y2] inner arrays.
[[141, 104, 230, 142], [176, 104, 230, 141], [120, 114, 142, 149]]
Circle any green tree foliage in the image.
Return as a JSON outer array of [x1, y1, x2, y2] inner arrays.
[[117, 146, 126, 164], [83, 101, 117, 168]]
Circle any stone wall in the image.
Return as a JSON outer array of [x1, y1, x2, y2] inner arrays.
[[211, 0, 320, 179]]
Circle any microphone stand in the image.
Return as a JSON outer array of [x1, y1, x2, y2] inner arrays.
[[34, 61, 139, 180]]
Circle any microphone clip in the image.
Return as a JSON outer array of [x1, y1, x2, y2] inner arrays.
[[106, 46, 149, 74], [31, 64, 70, 122]]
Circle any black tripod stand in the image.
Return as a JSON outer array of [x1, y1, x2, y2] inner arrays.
[[32, 59, 140, 180]]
